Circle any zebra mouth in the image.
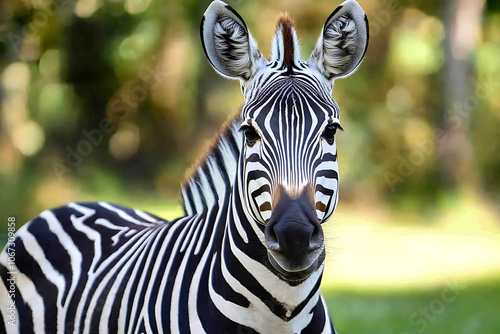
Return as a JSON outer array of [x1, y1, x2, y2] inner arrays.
[[267, 248, 325, 282]]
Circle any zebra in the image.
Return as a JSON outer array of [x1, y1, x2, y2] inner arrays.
[[0, 0, 369, 333]]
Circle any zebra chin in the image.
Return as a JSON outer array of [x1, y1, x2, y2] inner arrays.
[[263, 186, 325, 282], [267, 247, 325, 282]]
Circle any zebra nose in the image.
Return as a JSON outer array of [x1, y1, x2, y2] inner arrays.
[[267, 215, 322, 254], [265, 188, 324, 256]]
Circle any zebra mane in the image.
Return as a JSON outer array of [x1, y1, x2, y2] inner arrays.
[[181, 114, 242, 215], [271, 13, 302, 72]]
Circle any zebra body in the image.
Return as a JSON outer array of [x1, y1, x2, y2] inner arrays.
[[0, 201, 328, 333], [0, 0, 369, 333]]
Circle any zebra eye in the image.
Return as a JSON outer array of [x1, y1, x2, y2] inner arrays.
[[242, 125, 260, 146], [322, 124, 339, 144]]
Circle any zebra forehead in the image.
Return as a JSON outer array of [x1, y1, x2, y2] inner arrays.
[[243, 80, 340, 122]]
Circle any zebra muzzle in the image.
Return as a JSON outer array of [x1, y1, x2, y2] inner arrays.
[[264, 186, 325, 281]]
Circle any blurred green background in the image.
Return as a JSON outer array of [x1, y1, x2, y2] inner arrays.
[[1, 0, 500, 333]]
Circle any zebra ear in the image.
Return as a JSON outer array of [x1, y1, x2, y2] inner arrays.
[[308, 0, 369, 81], [201, 1, 264, 81]]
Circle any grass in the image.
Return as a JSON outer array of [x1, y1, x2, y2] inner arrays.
[[323, 276, 500, 334]]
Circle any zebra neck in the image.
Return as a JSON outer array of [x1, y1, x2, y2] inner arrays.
[[211, 194, 328, 332], [181, 116, 242, 215]]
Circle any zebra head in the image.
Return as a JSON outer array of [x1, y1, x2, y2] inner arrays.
[[201, 0, 368, 281]]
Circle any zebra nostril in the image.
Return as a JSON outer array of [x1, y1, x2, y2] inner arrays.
[[264, 221, 280, 251], [309, 225, 324, 249]]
